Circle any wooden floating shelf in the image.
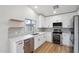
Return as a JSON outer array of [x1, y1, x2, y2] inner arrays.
[[10, 19, 24, 22], [8, 27, 24, 28], [9, 19, 25, 28]]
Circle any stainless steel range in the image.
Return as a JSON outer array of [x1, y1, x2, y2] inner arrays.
[[53, 22, 62, 45]]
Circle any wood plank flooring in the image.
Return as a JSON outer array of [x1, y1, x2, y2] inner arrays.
[[34, 41, 73, 53]]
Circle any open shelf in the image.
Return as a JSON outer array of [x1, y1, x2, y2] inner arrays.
[[10, 19, 24, 22]]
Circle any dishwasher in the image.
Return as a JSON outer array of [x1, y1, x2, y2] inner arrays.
[[23, 37, 34, 53]]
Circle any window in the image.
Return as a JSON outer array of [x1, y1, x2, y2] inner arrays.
[[25, 19, 36, 34]]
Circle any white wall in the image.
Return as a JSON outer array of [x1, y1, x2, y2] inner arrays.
[[5, 6, 39, 21], [0, 6, 39, 53], [0, 6, 8, 53]]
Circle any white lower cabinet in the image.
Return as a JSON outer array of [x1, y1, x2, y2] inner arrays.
[[45, 32, 52, 42], [39, 35, 45, 47], [62, 33, 72, 47], [34, 34, 46, 50], [34, 36, 40, 50], [10, 39, 24, 53], [41, 35, 46, 44], [16, 40, 24, 53]]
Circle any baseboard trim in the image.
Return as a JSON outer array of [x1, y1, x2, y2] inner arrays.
[[62, 44, 73, 48]]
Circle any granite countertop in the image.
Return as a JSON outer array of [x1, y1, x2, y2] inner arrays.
[[9, 32, 46, 42], [9, 34, 34, 42]]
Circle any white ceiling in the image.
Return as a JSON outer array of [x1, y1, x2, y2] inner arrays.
[[28, 5, 78, 16]]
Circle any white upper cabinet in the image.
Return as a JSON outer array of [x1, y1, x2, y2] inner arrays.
[[62, 18, 73, 28], [61, 13, 74, 28], [45, 17, 52, 28], [38, 15, 45, 28], [45, 16, 62, 28], [61, 12, 76, 28], [45, 12, 76, 28]]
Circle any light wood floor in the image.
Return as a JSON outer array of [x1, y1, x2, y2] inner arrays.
[[34, 41, 73, 53]]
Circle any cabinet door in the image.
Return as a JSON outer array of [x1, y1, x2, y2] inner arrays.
[[42, 34, 46, 43], [34, 36, 40, 49], [38, 15, 45, 28], [39, 35, 45, 46], [62, 33, 71, 46], [62, 20, 72, 28], [38, 36, 42, 47], [46, 32, 52, 42], [62, 14, 73, 28], [34, 35, 46, 50], [45, 17, 51, 27], [16, 40, 24, 53], [37, 34, 45, 47]]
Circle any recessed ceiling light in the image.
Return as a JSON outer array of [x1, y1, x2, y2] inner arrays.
[[34, 6, 38, 8], [53, 11, 56, 14]]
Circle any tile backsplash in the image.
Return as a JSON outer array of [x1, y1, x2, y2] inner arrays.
[[38, 28, 73, 33], [8, 27, 25, 38]]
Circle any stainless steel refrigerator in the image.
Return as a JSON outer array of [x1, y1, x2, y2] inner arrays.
[[73, 15, 79, 53]]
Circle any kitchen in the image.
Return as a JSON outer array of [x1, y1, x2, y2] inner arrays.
[[0, 5, 79, 53]]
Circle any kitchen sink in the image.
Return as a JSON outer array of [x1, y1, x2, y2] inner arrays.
[[32, 33, 39, 35]]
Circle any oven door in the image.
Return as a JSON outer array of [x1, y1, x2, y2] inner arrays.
[[53, 34, 60, 44]]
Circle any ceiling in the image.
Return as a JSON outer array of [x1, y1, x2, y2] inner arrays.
[[28, 5, 79, 17]]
